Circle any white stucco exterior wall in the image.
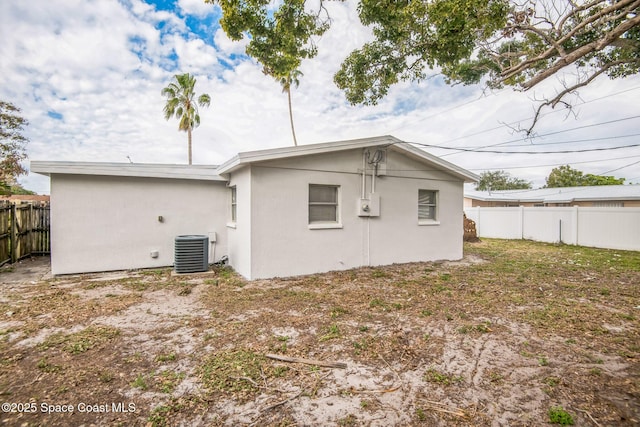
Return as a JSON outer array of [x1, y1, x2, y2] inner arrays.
[[238, 148, 465, 279], [49, 174, 228, 275], [226, 167, 252, 279]]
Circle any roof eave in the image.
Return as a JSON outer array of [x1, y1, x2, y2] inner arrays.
[[216, 135, 404, 175], [394, 143, 479, 183], [30, 161, 226, 181], [216, 135, 479, 182]]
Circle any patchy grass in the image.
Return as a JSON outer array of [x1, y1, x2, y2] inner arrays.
[[424, 367, 464, 386], [548, 406, 575, 425], [0, 239, 638, 426], [39, 326, 120, 354]]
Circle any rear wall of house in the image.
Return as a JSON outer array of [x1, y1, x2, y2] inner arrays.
[[245, 148, 465, 279], [226, 167, 252, 279], [49, 174, 228, 275]]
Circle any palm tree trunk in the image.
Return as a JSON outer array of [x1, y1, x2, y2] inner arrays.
[[287, 88, 298, 146], [188, 128, 193, 165]]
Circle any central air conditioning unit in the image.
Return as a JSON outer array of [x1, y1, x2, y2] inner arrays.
[[174, 235, 209, 273]]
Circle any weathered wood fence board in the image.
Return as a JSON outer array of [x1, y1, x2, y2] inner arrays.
[[0, 202, 11, 266], [0, 200, 50, 266]]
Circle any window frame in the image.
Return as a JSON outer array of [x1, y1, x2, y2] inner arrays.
[[308, 184, 342, 229], [418, 189, 440, 225], [227, 186, 237, 228]]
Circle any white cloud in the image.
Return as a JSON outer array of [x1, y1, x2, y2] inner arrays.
[[213, 28, 248, 57], [178, 0, 216, 17]]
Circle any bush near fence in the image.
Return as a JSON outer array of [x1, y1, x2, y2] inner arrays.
[[0, 200, 50, 266], [464, 206, 640, 252]]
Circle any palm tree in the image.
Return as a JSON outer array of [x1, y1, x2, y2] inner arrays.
[[161, 73, 211, 165], [279, 69, 302, 146]]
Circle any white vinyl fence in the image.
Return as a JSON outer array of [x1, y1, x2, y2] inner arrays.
[[464, 207, 640, 251]]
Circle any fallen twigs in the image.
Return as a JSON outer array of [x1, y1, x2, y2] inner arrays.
[[349, 386, 401, 394], [265, 353, 347, 369], [249, 372, 331, 426], [421, 399, 468, 418]]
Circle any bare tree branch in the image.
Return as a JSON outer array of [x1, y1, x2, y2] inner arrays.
[[525, 59, 627, 134], [515, 13, 640, 89]]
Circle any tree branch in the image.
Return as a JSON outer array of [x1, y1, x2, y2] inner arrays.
[[520, 12, 640, 90], [557, 0, 608, 32], [500, 0, 640, 84], [525, 60, 627, 135]]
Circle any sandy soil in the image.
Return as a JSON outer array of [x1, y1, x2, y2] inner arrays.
[[0, 240, 638, 426]]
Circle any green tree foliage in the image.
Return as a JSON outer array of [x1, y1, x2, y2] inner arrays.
[[545, 165, 625, 187], [336, 0, 640, 130], [0, 100, 29, 193], [207, 0, 329, 146], [161, 73, 211, 165], [475, 170, 532, 191], [211, 0, 640, 132]]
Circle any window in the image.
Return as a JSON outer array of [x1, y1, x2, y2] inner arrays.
[[309, 184, 340, 227], [418, 190, 438, 224], [230, 186, 237, 223], [593, 201, 623, 207]]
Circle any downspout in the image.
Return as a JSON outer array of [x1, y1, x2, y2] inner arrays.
[[372, 162, 377, 194], [362, 151, 366, 199], [367, 217, 370, 266]]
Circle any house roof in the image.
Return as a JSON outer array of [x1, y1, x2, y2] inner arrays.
[[0, 194, 50, 202], [31, 135, 478, 183], [465, 185, 640, 204], [30, 161, 226, 181], [216, 135, 479, 182]]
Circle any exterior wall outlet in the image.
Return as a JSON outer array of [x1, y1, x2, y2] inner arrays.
[[150, 250, 159, 258]]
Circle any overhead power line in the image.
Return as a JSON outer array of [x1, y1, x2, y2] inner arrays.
[[439, 114, 640, 156], [450, 132, 640, 150], [466, 154, 640, 171], [408, 141, 640, 154], [600, 159, 640, 175], [406, 85, 640, 146]]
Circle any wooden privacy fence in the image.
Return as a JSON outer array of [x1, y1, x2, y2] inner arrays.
[[0, 200, 50, 266]]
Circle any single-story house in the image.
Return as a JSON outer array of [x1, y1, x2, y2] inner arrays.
[[31, 135, 478, 279], [464, 185, 640, 208]]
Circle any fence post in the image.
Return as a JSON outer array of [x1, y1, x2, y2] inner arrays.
[[10, 203, 17, 263], [475, 207, 481, 236], [572, 206, 579, 246], [519, 206, 524, 240]]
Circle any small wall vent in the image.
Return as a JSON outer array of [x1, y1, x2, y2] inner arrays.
[[174, 235, 209, 273]]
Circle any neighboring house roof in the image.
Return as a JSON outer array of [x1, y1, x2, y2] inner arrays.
[[465, 185, 640, 204], [216, 135, 479, 182], [30, 135, 479, 183], [0, 194, 50, 202], [30, 161, 225, 181]]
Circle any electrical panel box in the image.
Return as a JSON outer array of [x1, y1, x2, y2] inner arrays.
[[357, 194, 380, 217]]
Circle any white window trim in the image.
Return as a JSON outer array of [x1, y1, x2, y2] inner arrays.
[[227, 186, 237, 228], [418, 219, 441, 226], [418, 189, 440, 226], [309, 222, 343, 230], [308, 184, 342, 229]]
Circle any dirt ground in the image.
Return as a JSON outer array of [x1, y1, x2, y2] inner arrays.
[[0, 239, 638, 426]]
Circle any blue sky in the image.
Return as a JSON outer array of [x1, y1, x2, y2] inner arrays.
[[1, 0, 639, 194]]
